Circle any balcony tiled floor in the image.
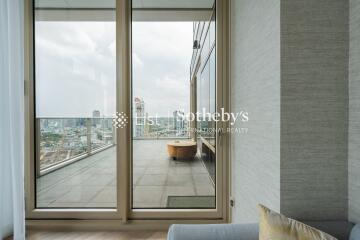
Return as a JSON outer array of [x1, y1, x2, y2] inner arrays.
[[37, 139, 215, 208]]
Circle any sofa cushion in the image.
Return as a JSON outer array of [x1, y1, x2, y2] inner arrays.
[[258, 205, 337, 240]]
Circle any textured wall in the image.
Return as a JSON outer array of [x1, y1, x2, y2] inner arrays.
[[231, 0, 349, 223], [349, 0, 360, 224], [230, 0, 281, 223], [280, 0, 349, 220]]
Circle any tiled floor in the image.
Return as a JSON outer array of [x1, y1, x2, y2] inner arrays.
[[37, 139, 215, 208]]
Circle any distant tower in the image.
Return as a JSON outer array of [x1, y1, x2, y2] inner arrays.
[[93, 110, 100, 125], [144, 112, 150, 137], [133, 97, 145, 137], [93, 110, 100, 118], [173, 110, 185, 134], [42, 119, 49, 129]]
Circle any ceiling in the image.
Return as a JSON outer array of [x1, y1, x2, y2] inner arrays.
[[35, 0, 115, 8], [132, 0, 214, 9], [35, 0, 214, 9]]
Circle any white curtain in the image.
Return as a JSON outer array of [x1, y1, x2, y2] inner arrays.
[[0, 0, 25, 239]]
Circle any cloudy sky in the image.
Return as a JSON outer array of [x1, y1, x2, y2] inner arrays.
[[132, 22, 193, 117], [35, 21, 193, 118]]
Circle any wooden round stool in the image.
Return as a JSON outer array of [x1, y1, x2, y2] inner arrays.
[[167, 140, 197, 160]]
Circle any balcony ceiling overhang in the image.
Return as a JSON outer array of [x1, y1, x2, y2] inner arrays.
[[35, 0, 214, 21]]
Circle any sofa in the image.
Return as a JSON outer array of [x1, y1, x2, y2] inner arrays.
[[168, 221, 360, 240]]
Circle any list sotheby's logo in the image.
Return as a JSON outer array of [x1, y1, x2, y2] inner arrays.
[[175, 108, 249, 126], [113, 112, 128, 128]]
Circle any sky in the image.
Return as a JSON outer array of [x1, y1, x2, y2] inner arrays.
[[132, 22, 193, 117], [35, 21, 193, 118]]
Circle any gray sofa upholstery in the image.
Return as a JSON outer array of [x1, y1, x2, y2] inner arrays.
[[168, 221, 359, 240], [350, 224, 360, 240]]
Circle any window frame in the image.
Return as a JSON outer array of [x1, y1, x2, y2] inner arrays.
[[24, 0, 230, 225]]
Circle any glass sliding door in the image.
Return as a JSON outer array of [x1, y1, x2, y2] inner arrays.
[[131, 0, 216, 210], [27, 0, 227, 221], [34, 1, 117, 208]]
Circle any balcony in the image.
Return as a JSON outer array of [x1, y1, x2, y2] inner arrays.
[[36, 118, 116, 176], [36, 118, 215, 208]]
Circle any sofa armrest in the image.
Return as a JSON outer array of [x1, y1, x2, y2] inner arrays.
[[167, 223, 259, 240], [350, 224, 360, 240]]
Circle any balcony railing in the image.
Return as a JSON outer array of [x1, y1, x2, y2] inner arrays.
[[133, 129, 191, 140], [36, 118, 116, 176], [36, 117, 191, 176]]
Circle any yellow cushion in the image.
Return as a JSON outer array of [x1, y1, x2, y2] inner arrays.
[[258, 204, 337, 240]]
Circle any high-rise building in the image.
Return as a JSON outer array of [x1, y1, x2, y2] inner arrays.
[[64, 118, 76, 128], [133, 97, 145, 137], [144, 112, 150, 137], [41, 119, 49, 129], [92, 110, 100, 126], [92, 110, 100, 118], [173, 110, 186, 135]]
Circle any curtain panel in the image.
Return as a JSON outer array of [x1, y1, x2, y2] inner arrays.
[[0, 0, 25, 239]]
